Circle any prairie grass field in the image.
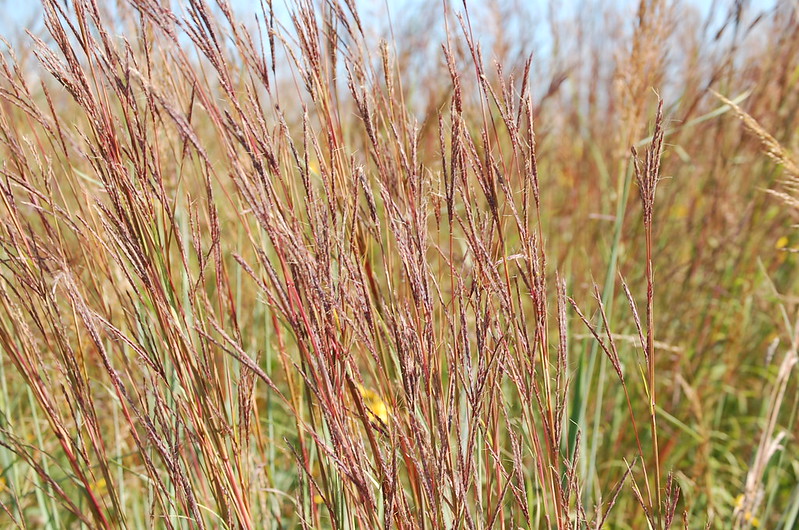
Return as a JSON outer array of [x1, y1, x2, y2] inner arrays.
[[0, 0, 797, 528]]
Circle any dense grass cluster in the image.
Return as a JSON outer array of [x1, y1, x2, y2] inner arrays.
[[0, 0, 797, 528]]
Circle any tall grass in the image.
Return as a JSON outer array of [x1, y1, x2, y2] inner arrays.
[[0, 0, 796, 528]]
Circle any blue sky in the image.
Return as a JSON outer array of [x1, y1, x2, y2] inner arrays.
[[0, 0, 779, 37]]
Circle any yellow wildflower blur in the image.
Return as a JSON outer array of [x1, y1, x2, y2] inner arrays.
[[93, 478, 107, 494], [734, 494, 761, 528], [356, 384, 391, 423]]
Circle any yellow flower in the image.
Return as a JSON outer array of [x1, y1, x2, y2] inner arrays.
[[92, 478, 107, 494], [735, 494, 744, 509], [776, 236, 789, 249], [745, 512, 760, 528], [356, 384, 391, 423], [734, 495, 760, 527], [370, 400, 390, 423]]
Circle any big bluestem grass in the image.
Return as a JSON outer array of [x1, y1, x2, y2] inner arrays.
[[0, 0, 796, 528]]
